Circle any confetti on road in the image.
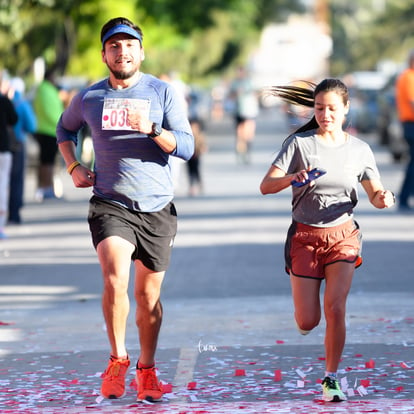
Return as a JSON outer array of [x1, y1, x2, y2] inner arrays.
[[0, 343, 412, 412]]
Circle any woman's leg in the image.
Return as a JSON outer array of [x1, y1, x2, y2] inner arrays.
[[323, 261, 355, 372], [290, 274, 322, 332]]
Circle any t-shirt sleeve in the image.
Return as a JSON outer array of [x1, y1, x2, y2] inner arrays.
[[359, 143, 381, 181], [273, 135, 301, 174], [56, 91, 86, 145]]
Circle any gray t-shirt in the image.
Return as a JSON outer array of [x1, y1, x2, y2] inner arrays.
[[273, 129, 380, 227]]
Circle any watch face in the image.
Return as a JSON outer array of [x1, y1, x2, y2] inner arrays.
[[151, 123, 162, 137], [154, 123, 162, 135]]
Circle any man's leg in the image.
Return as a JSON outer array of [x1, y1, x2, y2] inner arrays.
[[134, 260, 165, 401], [97, 236, 135, 357], [97, 235, 135, 399], [134, 260, 165, 365], [399, 125, 414, 208]]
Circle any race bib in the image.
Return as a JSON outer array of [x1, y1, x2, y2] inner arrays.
[[102, 98, 151, 130]]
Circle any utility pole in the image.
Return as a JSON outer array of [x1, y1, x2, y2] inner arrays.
[[313, 0, 332, 76], [314, 0, 330, 34]]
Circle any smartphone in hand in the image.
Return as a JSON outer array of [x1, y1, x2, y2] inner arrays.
[[291, 167, 327, 187]]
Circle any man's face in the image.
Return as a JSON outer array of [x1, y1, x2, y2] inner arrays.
[[102, 33, 144, 80]]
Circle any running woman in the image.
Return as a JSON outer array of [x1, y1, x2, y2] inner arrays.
[[260, 78, 395, 402]]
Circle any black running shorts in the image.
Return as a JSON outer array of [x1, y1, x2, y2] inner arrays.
[[88, 195, 177, 272]]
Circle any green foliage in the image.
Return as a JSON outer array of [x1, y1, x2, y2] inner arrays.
[[330, 0, 414, 76], [2, 0, 412, 89], [65, 0, 143, 80], [0, 0, 303, 85]]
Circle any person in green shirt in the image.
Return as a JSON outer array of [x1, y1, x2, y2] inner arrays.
[[33, 69, 64, 200]]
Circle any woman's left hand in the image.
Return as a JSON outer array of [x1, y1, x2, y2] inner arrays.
[[379, 190, 396, 208]]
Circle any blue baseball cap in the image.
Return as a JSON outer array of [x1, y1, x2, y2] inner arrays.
[[101, 24, 142, 47]]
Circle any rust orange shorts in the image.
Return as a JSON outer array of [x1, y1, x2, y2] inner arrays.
[[284, 219, 362, 279]]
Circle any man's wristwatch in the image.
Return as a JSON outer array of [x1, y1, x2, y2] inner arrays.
[[149, 122, 162, 138]]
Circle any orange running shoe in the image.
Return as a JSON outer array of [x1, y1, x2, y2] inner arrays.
[[136, 367, 163, 402], [101, 356, 130, 399]]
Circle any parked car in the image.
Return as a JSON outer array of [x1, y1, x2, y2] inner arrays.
[[344, 71, 388, 134], [377, 73, 408, 162]]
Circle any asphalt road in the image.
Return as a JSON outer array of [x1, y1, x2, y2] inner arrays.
[[0, 107, 413, 413]]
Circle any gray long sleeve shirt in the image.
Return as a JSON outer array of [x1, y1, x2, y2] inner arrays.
[[56, 74, 194, 212]]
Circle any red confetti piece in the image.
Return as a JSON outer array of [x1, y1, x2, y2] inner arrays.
[[234, 369, 246, 376], [162, 383, 173, 393], [365, 359, 375, 369], [400, 362, 411, 369], [395, 386, 404, 392], [276, 340, 284, 344], [274, 370, 282, 381], [187, 381, 197, 390], [0, 321, 13, 326], [360, 379, 370, 387], [59, 379, 79, 386]]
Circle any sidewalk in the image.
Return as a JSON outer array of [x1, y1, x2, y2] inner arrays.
[[0, 109, 413, 413]]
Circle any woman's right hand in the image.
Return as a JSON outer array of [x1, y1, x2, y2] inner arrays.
[[291, 167, 316, 187]]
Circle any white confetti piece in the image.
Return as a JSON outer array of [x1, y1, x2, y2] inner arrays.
[[297, 380, 305, 388], [295, 368, 306, 379], [341, 376, 349, 392], [357, 385, 368, 396], [95, 395, 104, 404]]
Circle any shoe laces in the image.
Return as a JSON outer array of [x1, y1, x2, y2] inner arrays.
[[106, 359, 128, 378], [139, 368, 161, 391], [323, 376, 339, 389]]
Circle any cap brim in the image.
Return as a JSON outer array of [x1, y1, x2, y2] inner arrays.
[[102, 24, 142, 46]]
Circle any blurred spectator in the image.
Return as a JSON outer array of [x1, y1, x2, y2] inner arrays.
[[0, 74, 18, 238], [186, 89, 207, 196], [161, 71, 189, 189], [210, 80, 226, 121], [283, 101, 313, 134], [8, 77, 37, 224], [33, 68, 64, 201], [228, 66, 259, 164], [395, 49, 414, 211]]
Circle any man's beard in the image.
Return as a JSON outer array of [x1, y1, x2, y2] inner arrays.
[[108, 60, 139, 80], [111, 68, 136, 80]]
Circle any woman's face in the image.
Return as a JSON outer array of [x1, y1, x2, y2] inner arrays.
[[314, 90, 349, 134]]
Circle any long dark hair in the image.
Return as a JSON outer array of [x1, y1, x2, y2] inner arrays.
[[267, 78, 350, 137]]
